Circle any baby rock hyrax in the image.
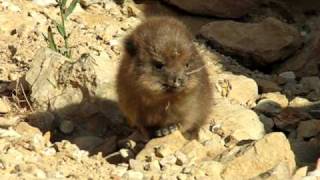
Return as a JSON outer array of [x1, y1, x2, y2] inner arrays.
[[116, 17, 212, 138]]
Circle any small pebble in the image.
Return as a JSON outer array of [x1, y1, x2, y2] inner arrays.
[[59, 120, 74, 134]]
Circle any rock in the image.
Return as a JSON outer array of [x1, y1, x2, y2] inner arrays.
[[144, 160, 161, 172], [0, 82, 9, 93], [163, 0, 258, 18], [273, 107, 311, 129], [292, 166, 308, 180], [255, 99, 282, 115], [155, 145, 173, 158], [260, 92, 289, 108], [2, 0, 21, 12], [177, 174, 188, 180], [59, 120, 75, 134], [162, 164, 183, 176], [159, 155, 177, 167], [301, 76, 320, 93], [122, 170, 143, 180], [214, 73, 258, 106], [24, 48, 120, 122], [119, 148, 134, 159], [297, 120, 320, 139], [222, 132, 296, 179], [255, 92, 288, 116], [199, 17, 302, 67], [275, 18, 320, 77], [0, 116, 20, 128], [307, 158, 320, 177], [291, 139, 320, 167], [136, 131, 187, 161], [175, 151, 188, 166], [254, 161, 291, 180], [289, 97, 313, 108], [197, 161, 223, 179], [279, 71, 296, 84], [92, 136, 117, 156], [129, 159, 144, 171], [258, 114, 274, 132], [71, 136, 104, 152], [79, 0, 102, 7], [0, 127, 21, 138], [14, 122, 42, 137], [281, 0, 320, 13], [55, 140, 89, 161], [112, 164, 129, 177], [255, 78, 281, 93], [282, 81, 307, 98], [202, 134, 226, 158], [209, 99, 265, 141], [0, 98, 10, 113], [180, 140, 207, 163], [32, 0, 57, 6], [29, 133, 46, 152]]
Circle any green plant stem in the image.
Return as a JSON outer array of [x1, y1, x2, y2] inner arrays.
[[59, 2, 70, 58]]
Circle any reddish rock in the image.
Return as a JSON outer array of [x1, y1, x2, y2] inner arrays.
[[273, 107, 311, 129], [199, 17, 302, 67]]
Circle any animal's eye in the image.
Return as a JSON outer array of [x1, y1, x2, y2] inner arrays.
[[152, 60, 164, 70], [185, 62, 191, 68]]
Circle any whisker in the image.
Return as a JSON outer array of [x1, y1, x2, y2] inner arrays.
[[186, 64, 207, 75]]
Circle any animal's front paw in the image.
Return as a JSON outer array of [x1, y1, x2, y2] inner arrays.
[[154, 124, 178, 137]]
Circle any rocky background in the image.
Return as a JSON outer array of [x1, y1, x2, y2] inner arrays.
[[0, 0, 320, 179]]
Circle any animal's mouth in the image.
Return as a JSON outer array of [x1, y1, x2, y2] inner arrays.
[[162, 84, 182, 93]]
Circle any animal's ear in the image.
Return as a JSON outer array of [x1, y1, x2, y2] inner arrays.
[[124, 37, 138, 56]]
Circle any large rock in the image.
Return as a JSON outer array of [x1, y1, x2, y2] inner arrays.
[[274, 18, 320, 77], [199, 17, 302, 67], [222, 132, 296, 179], [136, 131, 187, 161], [209, 99, 265, 141], [291, 139, 320, 167], [24, 48, 121, 122], [163, 0, 258, 18], [297, 120, 320, 139], [214, 73, 258, 107]]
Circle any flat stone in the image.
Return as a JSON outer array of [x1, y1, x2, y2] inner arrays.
[[214, 73, 258, 106], [222, 132, 296, 179], [209, 99, 265, 141], [200, 17, 302, 67]]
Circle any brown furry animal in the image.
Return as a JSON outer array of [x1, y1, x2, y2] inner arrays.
[[116, 17, 212, 138]]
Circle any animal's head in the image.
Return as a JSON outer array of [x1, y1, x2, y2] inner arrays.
[[125, 17, 204, 96]]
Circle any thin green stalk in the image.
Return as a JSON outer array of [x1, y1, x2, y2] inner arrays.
[[59, 0, 70, 58]]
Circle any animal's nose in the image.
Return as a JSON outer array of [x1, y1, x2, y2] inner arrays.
[[168, 76, 184, 88]]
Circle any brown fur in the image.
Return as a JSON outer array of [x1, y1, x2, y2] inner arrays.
[[116, 17, 212, 138]]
